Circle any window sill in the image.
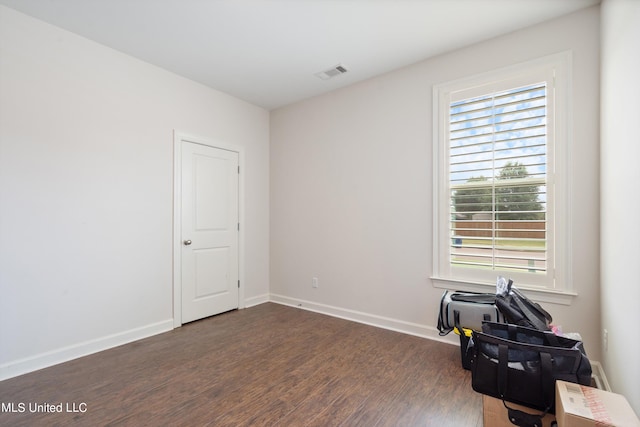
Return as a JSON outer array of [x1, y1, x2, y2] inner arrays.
[[431, 276, 577, 306]]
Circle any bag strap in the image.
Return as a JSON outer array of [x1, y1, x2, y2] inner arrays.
[[512, 288, 553, 322], [450, 293, 496, 304], [511, 292, 550, 331], [507, 323, 518, 341], [540, 352, 554, 412], [497, 342, 552, 427], [437, 291, 453, 336], [514, 288, 553, 323], [498, 343, 508, 399], [517, 288, 552, 324]]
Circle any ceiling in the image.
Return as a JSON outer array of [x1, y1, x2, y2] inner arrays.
[[0, 0, 599, 110]]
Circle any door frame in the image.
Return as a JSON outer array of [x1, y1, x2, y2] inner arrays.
[[172, 130, 246, 328]]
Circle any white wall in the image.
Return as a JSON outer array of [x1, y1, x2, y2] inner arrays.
[[0, 6, 270, 379], [601, 0, 640, 414], [271, 6, 602, 360]]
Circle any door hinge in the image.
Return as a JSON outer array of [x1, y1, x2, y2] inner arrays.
[[238, 165, 240, 174], [237, 223, 240, 231], [238, 280, 240, 288]]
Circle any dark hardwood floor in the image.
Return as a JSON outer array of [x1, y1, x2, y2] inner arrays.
[[0, 303, 482, 426]]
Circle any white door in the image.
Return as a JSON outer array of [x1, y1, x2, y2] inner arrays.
[[181, 141, 239, 323]]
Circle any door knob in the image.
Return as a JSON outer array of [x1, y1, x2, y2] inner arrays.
[[183, 240, 192, 246]]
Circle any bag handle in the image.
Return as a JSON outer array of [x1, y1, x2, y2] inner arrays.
[[540, 352, 554, 412], [498, 343, 508, 399], [497, 343, 553, 426], [450, 293, 496, 304]]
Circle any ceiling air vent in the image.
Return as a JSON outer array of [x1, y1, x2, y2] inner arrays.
[[315, 64, 349, 80]]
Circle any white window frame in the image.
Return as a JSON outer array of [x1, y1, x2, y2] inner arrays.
[[432, 52, 575, 304]]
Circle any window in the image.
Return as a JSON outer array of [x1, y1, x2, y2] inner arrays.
[[433, 52, 571, 294]]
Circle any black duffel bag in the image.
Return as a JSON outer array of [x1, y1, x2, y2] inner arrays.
[[470, 322, 592, 418]]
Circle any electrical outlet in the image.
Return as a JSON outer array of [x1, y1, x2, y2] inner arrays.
[[312, 277, 319, 288]]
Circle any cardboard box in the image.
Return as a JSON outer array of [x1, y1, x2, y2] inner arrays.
[[483, 395, 556, 427], [556, 380, 640, 427]]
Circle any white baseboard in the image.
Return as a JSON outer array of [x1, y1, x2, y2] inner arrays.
[[243, 293, 270, 308], [590, 361, 611, 391], [0, 319, 174, 381], [269, 293, 459, 346]]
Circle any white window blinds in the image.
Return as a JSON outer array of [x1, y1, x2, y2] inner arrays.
[[448, 83, 547, 274]]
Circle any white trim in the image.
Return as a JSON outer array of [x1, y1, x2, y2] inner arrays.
[[590, 361, 611, 392], [432, 51, 573, 293], [244, 293, 270, 308], [0, 319, 173, 381], [269, 294, 459, 347], [173, 133, 182, 327], [172, 130, 246, 327]]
